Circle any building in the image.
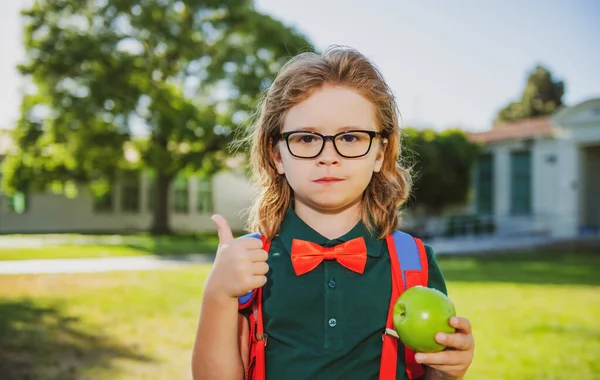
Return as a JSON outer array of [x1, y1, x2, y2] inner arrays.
[[467, 98, 600, 239], [0, 129, 256, 234]]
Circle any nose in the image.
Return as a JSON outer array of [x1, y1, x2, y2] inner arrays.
[[318, 138, 341, 166]]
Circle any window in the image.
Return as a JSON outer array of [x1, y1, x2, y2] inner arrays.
[[120, 170, 140, 212], [510, 150, 532, 215], [5, 192, 28, 214], [0, 170, 28, 214], [147, 172, 156, 212], [172, 175, 189, 213], [197, 180, 213, 214], [475, 153, 494, 215], [93, 190, 113, 212]]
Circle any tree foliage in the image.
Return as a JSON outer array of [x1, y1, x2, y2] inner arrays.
[[2, 0, 314, 233], [403, 127, 480, 214], [496, 65, 564, 124]]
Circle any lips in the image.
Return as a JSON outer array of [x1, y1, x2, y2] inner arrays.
[[313, 177, 344, 184]]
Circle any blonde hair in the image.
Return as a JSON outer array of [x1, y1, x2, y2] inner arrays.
[[244, 46, 412, 240]]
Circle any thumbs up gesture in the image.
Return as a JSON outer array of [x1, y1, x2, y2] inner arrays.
[[204, 215, 269, 300]]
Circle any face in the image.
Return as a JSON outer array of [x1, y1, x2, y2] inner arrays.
[[272, 84, 386, 214]]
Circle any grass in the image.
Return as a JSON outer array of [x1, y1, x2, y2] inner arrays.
[[0, 250, 599, 379], [0, 233, 221, 260]]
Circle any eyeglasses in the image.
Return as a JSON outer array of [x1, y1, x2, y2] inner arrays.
[[277, 130, 382, 159]]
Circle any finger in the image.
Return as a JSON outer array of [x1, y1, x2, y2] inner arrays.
[[211, 214, 234, 245], [450, 317, 472, 334], [249, 275, 267, 289], [239, 237, 264, 250], [247, 249, 269, 263], [436, 331, 474, 351], [414, 350, 464, 366], [251, 261, 270, 275], [416, 364, 464, 375]]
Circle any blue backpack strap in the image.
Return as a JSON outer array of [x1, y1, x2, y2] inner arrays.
[[390, 230, 426, 288], [386, 230, 429, 379], [382, 230, 428, 379], [238, 232, 263, 309]]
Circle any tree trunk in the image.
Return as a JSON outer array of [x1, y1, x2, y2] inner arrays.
[[150, 173, 172, 235]]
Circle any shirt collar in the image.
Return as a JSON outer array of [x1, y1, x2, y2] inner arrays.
[[278, 208, 383, 258]]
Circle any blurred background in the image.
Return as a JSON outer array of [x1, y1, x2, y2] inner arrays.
[[0, 1, 599, 379]]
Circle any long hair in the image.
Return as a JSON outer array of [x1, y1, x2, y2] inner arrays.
[[244, 46, 412, 240]]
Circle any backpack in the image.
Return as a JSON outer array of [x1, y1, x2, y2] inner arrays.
[[238, 230, 429, 380]]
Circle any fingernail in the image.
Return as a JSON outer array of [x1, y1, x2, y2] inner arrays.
[[415, 354, 425, 363], [450, 317, 458, 325], [437, 332, 446, 342]]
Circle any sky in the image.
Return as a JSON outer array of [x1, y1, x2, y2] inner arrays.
[[0, 0, 599, 132]]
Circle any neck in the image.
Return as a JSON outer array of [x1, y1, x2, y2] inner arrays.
[[294, 199, 362, 240]]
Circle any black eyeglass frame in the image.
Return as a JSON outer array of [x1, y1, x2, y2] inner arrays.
[[276, 130, 383, 159]]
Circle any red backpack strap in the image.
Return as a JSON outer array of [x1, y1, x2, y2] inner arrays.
[[380, 231, 429, 380], [238, 234, 270, 380], [249, 284, 268, 380]]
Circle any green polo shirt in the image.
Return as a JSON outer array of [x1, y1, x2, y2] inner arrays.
[[260, 209, 447, 380]]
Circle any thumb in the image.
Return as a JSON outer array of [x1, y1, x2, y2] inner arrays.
[[211, 214, 234, 245]]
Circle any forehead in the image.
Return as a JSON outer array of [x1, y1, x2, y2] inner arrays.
[[282, 85, 376, 133]]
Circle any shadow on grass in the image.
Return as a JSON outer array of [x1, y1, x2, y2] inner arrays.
[[122, 230, 257, 256], [437, 250, 600, 286], [0, 299, 153, 380], [122, 233, 221, 256]]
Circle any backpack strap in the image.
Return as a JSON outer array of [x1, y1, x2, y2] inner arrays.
[[240, 231, 429, 380], [237, 233, 269, 380], [250, 279, 268, 380], [380, 230, 429, 380]]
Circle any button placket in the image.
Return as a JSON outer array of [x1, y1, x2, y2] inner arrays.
[[323, 261, 343, 349]]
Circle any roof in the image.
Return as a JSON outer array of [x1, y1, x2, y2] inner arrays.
[[468, 117, 555, 144]]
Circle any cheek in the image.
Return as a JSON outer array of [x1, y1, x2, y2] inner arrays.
[[355, 159, 379, 185], [280, 156, 309, 182], [279, 152, 293, 171]]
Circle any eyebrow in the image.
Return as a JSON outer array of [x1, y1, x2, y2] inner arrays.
[[287, 126, 372, 133]]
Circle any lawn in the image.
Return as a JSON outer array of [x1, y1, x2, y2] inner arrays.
[[0, 250, 599, 380], [0, 233, 220, 260]]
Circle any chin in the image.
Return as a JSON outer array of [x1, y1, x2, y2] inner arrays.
[[306, 196, 360, 213]]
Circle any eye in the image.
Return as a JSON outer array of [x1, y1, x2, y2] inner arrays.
[[290, 133, 319, 144], [339, 133, 363, 143]]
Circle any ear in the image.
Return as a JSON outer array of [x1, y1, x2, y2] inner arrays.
[[373, 138, 387, 173], [271, 143, 285, 175]]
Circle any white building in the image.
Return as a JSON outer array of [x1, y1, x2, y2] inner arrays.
[[467, 98, 600, 239], [0, 134, 257, 233]]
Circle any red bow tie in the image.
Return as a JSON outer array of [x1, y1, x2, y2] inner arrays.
[[290, 237, 368, 276]]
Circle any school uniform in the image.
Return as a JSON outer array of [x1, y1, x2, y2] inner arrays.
[[254, 208, 447, 379]]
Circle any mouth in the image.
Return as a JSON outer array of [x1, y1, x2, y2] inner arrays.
[[313, 177, 344, 184]]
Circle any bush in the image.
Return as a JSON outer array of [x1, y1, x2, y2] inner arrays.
[[444, 215, 496, 237]]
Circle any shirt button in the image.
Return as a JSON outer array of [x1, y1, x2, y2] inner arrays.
[[328, 318, 337, 327], [328, 279, 336, 289]]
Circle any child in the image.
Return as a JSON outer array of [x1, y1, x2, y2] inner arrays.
[[192, 46, 474, 379]]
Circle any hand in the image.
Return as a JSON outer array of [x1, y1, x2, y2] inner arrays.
[[203, 215, 269, 301], [415, 317, 474, 380]]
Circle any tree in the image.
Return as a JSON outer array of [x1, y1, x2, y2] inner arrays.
[[403, 127, 480, 214], [1, 0, 314, 234], [495, 65, 565, 124]]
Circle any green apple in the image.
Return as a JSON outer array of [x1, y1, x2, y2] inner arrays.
[[393, 285, 456, 353]]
